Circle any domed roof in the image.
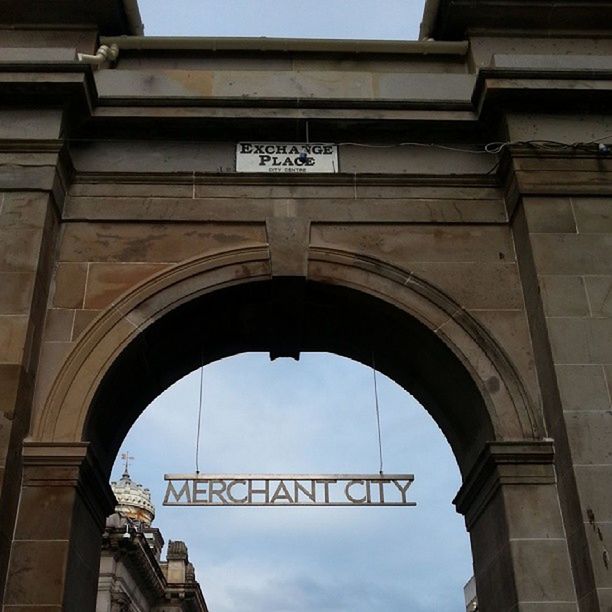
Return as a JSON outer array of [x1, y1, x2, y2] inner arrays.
[[111, 462, 155, 526]]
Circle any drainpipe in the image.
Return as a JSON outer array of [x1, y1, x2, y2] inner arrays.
[[100, 36, 468, 55], [77, 44, 119, 67], [122, 0, 145, 35], [420, 0, 442, 40]]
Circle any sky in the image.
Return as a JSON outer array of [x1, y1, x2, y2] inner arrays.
[[136, 0, 427, 39], [110, 3, 471, 611]]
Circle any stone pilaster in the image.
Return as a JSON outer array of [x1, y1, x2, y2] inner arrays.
[[3, 442, 115, 612], [455, 442, 577, 612], [0, 117, 67, 603], [507, 135, 612, 610]]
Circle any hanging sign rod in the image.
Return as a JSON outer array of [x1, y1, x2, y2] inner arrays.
[[163, 474, 415, 507]]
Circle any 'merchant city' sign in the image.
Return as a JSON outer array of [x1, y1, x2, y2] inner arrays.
[[163, 474, 415, 507], [236, 143, 339, 173]]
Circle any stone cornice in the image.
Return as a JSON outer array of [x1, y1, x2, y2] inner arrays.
[[473, 67, 612, 117], [92, 106, 479, 123], [0, 139, 65, 154], [0, 63, 97, 113], [0, 0, 140, 36], [100, 36, 468, 56], [454, 440, 555, 530], [498, 145, 612, 200], [68, 171, 501, 188], [163, 584, 209, 612], [22, 441, 116, 528], [95, 95, 475, 112], [2, 58, 611, 136], [0, 139, 73, 217], [104, 529, 167, 602], [428, 0, 612, 41], [103, 528, 209, 608]]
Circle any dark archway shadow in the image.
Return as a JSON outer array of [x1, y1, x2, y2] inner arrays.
[[88, 279, 494, 478]]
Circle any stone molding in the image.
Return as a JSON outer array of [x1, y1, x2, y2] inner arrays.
[[473, 68, 612, 123], [104, 530, 167, 602], [308, 247, 540, 441], [0, 138, 73, 215], [502, 145, 612, 199], [69, 171, 500, 188], [0, 0, 141, 36], [35, 246, 272, 448], [0, 64, 96, 116], [454, 440, 556, 529], [3, 38, 612, 130], [31, 246, 541, 469], [22, 441, 116, 528], [427, 0, 612, 40]]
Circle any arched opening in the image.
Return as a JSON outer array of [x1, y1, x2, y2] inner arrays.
[[112, 351, 474, 611], [19, 252, 559, 612], [86, 278, 497, 478]]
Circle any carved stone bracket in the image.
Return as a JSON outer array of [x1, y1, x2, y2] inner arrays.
[[454, 440, 555, 530]]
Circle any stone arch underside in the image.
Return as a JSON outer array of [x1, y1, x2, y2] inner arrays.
[[31, 246, 543, 477]]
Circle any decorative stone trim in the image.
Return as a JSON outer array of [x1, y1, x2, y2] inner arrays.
[[308, 247, 541, 441], [116, 533, 166, 602], [454, 440, 555, 530]]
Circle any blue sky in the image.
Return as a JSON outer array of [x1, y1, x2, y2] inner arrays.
[[136, 0, 427, 39], [111, 2, 472, 611]]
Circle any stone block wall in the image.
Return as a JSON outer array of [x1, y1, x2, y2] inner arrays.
[[522, 194, 612, 609]]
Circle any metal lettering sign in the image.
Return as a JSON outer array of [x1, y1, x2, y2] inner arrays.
[[163, 474, 415, 507], [236, 143, 339, 174]]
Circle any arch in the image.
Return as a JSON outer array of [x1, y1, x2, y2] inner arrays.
[[31, 245, 541, 478]]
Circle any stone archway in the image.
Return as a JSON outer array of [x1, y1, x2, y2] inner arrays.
[[6, 247, 573, 612], [32, 246, 540, 466]]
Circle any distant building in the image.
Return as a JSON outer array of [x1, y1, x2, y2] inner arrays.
[[464, 576, 478, 611], [97, 466, 208, 612]]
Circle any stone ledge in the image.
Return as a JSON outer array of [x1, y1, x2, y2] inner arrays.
[[426, 0, 612, 40], [0, 0, 142, 36], [454, 440, 556, 529], [22, 441, 115, 528]]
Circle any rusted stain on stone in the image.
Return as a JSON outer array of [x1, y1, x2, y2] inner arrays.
[[163, 70, 214, 97]]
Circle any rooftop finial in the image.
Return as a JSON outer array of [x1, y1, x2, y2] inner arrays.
[[121, 451, 134, 478]]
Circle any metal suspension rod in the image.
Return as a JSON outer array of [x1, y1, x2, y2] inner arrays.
[[371, 353, 384, 475], [195, 357, 204, 474]]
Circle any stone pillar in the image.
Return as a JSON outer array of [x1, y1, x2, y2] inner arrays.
[[507, 131, 612, 610], [455, 442, 577, 612], [165, 541, 190, 583], [3, 442, 115, 612], [0, 109, 66, 602]]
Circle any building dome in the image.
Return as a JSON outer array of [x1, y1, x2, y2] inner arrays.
[[111, 465, 155, 526]]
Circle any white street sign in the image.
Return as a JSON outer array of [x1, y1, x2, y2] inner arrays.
[[236, 142, 339, 174]]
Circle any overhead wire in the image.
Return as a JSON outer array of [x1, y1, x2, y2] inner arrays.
[[61, 133, 612, 160], [337, 141, 491, 154], [195, 353, 204, 474], [371, 353, 384, 476]]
